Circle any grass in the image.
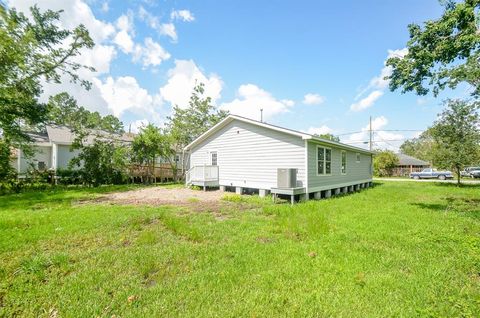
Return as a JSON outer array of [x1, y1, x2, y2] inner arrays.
[[0, 182, 479, 317]]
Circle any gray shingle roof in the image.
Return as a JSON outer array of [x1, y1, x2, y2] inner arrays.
[[44, 125, 133, 145], [396, 153, 430, 166]]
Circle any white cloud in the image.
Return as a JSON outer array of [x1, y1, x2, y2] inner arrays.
[[10, 0, 115, 43], [171, 10, 195, 22], [417, 97, 428, 105], [101, 2, 109, 13], [159, 23, 177, 42], [303, 93, 325, 105], [281, 99, 295, 107], [353, 48, 408, 110], [133, 38, 171, 68], [113, 31, 134, 53], [94, 76, 162, 119], [342, 116, 404, 151], [220, 84, 294, 121], [306, 125, 332, 136], [350, 90, 384, 112], [139, 6, 183, 42], [160, 59, 223, 108]]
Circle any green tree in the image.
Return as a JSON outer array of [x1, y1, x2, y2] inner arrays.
[[373, 150, 399, 177], [131, 124, 164, 183], [429, 99, 480, 184], [70, 139, 128, 186], [0, 5, 94, 144], [46, 93, 124, 133], [318, 133, 341, 142], [386, 0, 480, 97], [399, 129, 436, 164], [165, 83, 229, 173], [0, 139, 15, 181]]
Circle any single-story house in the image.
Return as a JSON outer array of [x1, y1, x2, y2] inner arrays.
[[393, 153, 430, 176], [184, 115, 374, 202], [12, 125, 133, 174]]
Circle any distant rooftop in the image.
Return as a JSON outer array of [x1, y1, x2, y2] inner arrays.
[[397, 153, 430, 166]]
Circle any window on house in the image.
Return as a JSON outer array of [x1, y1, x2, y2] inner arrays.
[[38, 161, 46, 171], [341, 151, 347, 174], [210, 152, 217, 166], [175, 155, 180, 162], [356, 153, 361, 162], [317, 147, 331, 175]]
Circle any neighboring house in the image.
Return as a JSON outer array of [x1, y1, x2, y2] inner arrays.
[[393, 153, 430, 176], [184, 115, 374, 202], [13, 125, 133, 174]]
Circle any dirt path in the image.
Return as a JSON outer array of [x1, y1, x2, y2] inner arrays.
[[104, 186, 224, 206]]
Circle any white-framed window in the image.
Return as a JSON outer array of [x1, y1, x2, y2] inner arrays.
[[341, 151, 347, 175], [317, 146, 332, 175], [210, 151, 217, 166], [356, 153, 361, 163], [175, 154, 180, 162]]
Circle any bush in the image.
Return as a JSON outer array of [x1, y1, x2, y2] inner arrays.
[[374, 151, 399, 177], [56, 168, 82, 185]]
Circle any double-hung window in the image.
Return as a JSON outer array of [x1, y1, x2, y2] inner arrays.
[[341, 151, 347, 174], [356, 153, 361, 163], [317, 146, 332, 175]]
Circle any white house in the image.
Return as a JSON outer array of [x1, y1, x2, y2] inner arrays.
[[184, 115, 374, 202], [13, 125, 133, 174]]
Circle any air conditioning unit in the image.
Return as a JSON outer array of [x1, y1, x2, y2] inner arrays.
[[277, 168, 297, 188]]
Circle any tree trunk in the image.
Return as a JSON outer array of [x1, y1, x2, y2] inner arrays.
[[456, 167, 461, 185]]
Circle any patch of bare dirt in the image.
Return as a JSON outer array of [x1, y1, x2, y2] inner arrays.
[[105, 187, 223, 205]]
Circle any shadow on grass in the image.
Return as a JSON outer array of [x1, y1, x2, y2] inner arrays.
[[431, 182, 480, 189], [0, 184, 146, 211], [411, 197, 480, 220]]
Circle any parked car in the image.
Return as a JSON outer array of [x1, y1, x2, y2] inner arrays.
[[470, 169, 480, 179], [460, 166, 480, 178], [409, 168, 454, 180]]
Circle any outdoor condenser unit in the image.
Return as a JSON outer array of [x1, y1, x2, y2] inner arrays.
[[277, 168, 297, 188]]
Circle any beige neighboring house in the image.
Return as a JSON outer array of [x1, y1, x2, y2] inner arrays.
[[392, 153, 431, 176], [13, 125, 133, 175]]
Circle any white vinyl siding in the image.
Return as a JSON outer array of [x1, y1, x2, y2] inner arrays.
[[308, 140, 372, 190], [189, 120, 306, 189], [57, 145, 80, 169], [18, 146, 52, 173]]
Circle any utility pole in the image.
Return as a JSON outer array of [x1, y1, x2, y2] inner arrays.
[[260, 108, 263, 122], [369, 116, 373, 151]]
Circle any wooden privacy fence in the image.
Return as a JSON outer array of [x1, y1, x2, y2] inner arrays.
[[128, 163, 184, 182]]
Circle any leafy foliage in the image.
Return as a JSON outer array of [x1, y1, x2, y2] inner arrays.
[[165, 83, 229, 171], [131, 124, 166, 183], [373, 150, 399, 177], [399, 129, 436, 164], [0, 5, 94, 144], [386, 0, 480, 97], [70, 140, 128, 186], [429, 99, 480, 183], [0, 139, 15, 181], [317, 133, 341, 142], [46, 92, 124, 133]]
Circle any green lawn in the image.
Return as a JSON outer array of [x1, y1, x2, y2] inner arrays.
[[0, 182, 479, 317]]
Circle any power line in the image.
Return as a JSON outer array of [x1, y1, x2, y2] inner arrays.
[[336, 129, 424, 137]]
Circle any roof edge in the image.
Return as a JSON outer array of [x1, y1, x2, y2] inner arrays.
[[184, 114, 375, 154]]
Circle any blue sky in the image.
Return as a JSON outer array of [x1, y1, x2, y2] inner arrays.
[[10, 0, 466, 149]]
